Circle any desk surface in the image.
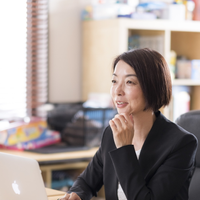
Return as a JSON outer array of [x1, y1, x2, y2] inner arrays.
[[0, 147, 98, 164], [46, 188, 66, 200]]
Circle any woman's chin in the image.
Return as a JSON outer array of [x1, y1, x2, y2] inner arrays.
[[117, 108, 130, 114], [116, 108, 123, 114]]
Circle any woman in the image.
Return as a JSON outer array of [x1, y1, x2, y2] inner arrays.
[[59, 48, 198, 200]]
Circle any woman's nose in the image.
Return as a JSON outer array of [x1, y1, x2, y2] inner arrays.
[[115, 83, 125, 96]]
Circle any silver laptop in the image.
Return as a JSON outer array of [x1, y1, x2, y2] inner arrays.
[[0, 152, 48, 200]]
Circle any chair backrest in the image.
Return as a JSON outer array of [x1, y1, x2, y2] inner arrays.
[[176, 110, 200, 200]]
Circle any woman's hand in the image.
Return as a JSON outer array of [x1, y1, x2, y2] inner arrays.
[[58, 192, 81, 200], [109, 113, 134, 148]]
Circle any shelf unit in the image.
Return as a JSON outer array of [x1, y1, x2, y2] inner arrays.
[[41, 161, 105, 198], [41, 161, 89, 188], [172, 79, 200, 86], [82, 18, 200, 120]]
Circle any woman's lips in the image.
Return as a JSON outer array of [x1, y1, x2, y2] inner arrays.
[[116, 101, 128, 108]]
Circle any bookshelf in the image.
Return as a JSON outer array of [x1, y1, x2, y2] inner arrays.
[[82, 18, 200, 120], [172, 79, 200, 86]]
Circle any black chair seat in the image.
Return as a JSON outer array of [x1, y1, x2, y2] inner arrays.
[[176, 110, 200, 200]]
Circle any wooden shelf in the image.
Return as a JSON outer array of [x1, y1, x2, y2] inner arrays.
[[41, 162, 89, 188], [172, 79, 200, 86], [115, 18, 200, 32], [82, 19, 200, 121]]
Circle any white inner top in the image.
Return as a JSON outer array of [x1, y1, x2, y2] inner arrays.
[[117, 149, 141, 200]]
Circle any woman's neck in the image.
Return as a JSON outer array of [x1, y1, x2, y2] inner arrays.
[[132, 110, 156, 150]]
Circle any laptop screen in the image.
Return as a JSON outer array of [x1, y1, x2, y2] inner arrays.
[[0, 152, 48, 200]]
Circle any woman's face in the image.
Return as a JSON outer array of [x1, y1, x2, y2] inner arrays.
[[110, 60, 146, 115]]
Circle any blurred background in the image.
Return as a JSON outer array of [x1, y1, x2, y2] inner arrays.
[[0, 0, 200, 195], [0, 0, 200, 121]]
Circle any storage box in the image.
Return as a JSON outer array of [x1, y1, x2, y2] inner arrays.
[[0, 118, 61, 150], [176, 60, 191, 79], [162, 4, 186, 21], [191, 60, 200, 80], [61, 107, 117, 147]]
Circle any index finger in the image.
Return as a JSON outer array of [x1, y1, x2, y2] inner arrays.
[[119, 113, 133, 124], [58, 193, 70, 200]]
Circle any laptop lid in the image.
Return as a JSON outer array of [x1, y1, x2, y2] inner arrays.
[[0, 152, 48, 200]]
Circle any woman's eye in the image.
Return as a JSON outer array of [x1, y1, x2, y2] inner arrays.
[[127, 80, 133, 84], [111, 80, 116, 83]]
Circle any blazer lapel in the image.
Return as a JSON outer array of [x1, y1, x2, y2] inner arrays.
[[139, 112, 168, 181]]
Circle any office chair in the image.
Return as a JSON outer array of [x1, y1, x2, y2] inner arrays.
[[176, 110, 200, 200]]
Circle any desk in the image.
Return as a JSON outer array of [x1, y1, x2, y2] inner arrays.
[[46, 188, 66, 200], [0, 147, 98, 188]]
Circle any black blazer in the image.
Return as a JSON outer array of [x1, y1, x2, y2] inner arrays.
[[68, 111, 198, 200]]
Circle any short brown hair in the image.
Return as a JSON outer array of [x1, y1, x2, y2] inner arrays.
[[113, 48, 172, 111]]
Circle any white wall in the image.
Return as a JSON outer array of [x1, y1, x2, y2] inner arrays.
[[48, 0, 90, 103]]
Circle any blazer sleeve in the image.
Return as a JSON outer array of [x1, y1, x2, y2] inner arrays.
[[67, 139, 104, 200], [109, 133, 198, 200]]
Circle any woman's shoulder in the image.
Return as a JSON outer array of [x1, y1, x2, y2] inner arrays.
[[156, 111, 198, 147], [101, 125, 113, 142]]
